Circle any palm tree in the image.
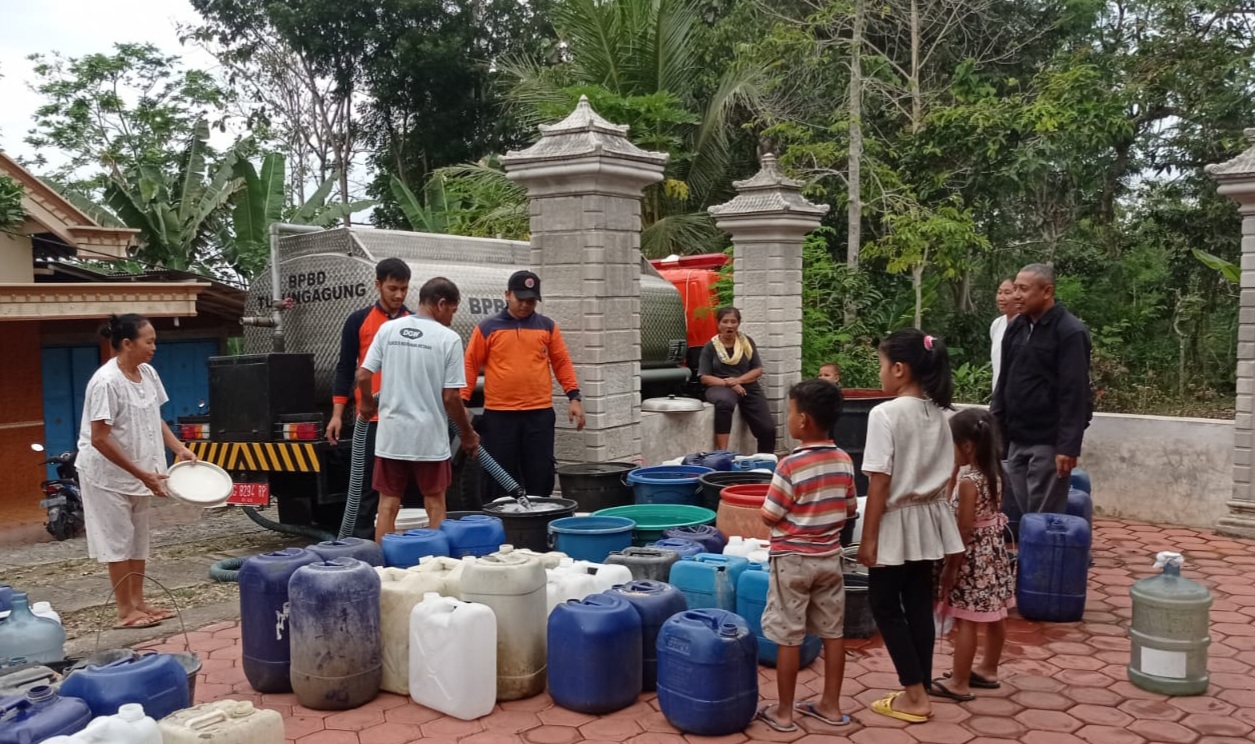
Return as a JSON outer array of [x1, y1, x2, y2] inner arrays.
[[489, 0, 767, 256]]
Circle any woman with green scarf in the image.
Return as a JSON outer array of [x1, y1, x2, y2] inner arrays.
[[698, 306, 777, 453]]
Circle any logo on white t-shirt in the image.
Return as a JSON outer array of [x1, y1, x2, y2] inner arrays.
[[400, 327, 424, 339]]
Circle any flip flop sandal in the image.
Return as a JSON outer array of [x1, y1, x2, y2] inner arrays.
[[794, 701, 851, 726], [113, 617, 162, 630], [944, 670, 1001, 689], [871, 692, 931, 724], [929, 679, 976, 702], [755, 704, 799, 733], [145, 609, 176, 621]]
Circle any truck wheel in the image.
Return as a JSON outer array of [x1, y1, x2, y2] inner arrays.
[[447, 454, 484, 513]]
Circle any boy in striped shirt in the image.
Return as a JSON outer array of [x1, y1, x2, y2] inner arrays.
[[756, 379, 856, 732]]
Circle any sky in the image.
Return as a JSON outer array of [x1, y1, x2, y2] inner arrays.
[[0, 0, 215, 165]]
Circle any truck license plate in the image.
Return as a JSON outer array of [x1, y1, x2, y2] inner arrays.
[[40, 496, 66, 509], [229, 482, 269, 506]]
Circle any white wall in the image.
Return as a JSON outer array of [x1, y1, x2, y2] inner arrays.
[[641, 403, 1235, 530], [1079, 411, 1232, 529]]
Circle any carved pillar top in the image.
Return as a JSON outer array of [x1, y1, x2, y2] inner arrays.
[[1207, 129, 1255, 208], [501, 96, 668, 196], [709, 154, 829, 236]]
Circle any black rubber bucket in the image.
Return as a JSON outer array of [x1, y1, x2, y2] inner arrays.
[[832, 389, 893, 497], [843, 573, 876, 639], [556, 462, 638, 512], [697, 470, 773, 512], [481, 497, 578, 552]]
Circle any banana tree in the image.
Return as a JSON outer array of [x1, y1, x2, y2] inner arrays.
[[232, 152, 375, 276], [104, 119, 243, 273], [389, 174, 465, 234]]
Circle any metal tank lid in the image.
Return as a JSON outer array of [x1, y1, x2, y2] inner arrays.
[[641, 395, 704, 413]]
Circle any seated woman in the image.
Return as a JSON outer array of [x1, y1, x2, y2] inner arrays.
[[698, 306, 776, 454]]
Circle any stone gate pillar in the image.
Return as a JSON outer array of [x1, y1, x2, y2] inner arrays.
[[1208, 128, 1255, 539], [709, 155, 829, 451], [501, 97, 668, 463]]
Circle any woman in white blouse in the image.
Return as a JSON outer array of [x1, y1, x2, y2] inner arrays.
[[77, 314, 196, 629]]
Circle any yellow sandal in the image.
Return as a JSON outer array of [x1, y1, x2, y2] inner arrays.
[[871, 692, 931, 724]]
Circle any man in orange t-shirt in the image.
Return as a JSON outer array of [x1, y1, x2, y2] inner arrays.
[[463, 271, 585, 500], [325, 258, 410, 537]]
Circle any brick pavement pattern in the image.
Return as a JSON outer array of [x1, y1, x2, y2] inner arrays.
[[137, 517, 1255, 744]]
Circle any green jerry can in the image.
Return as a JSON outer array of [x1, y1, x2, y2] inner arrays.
[[1128, 551, 1212, 695]]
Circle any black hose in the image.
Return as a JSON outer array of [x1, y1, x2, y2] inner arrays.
[[207, 507, 335, 583], [338, 415, 370, 539], [209, 556, 246, 582]]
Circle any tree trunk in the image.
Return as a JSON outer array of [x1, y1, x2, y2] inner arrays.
[[847, 0, 864, 272], [909, 0, 922, 135], [913, 261, 924, 329]]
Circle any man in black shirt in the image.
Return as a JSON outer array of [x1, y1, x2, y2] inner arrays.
[[991, 263, 1092, 520]]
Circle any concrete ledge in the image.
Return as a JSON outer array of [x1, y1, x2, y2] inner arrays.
[[641, 404, 760, 465], [1081, 411, 1232, 529]]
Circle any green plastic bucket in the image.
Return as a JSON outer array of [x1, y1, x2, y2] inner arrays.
[[592, 504, 716, 546]]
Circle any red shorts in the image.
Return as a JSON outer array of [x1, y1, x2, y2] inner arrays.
[[372, 457, 452, 498]]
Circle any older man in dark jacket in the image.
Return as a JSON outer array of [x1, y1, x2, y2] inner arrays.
[[991, 263, 1092, 525]]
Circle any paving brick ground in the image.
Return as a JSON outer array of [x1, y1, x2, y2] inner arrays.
[[137, 517, 1255, 744]]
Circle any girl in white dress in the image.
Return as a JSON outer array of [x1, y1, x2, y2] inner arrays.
[[858, 328, 965, 724]]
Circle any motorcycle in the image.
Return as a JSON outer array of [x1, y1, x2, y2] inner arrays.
[[31, 443, 84, 541]]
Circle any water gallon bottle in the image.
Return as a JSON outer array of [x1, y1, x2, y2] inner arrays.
[[238, 547, 319, 693], [663, 525, 727, 554], [548, 594, 642, 714], [605, 580, 688, 691], [647, 537, 704, 559], [1128, 551, 1212, 696], [1067, 487, 1094, 528], [512, 548, 570, 569], [411, 554, 474, 598], [306, 538, 384, 567], [409, 592, 496, 720], [31, 602, 61, 626], [605, 547, 680, 582], [440, 515, 507, 558], [1070, 467, 1092, 494], [546, 559, 599, 615], [0, 592, 66, 664], [1016, 513, 1091, 622], [461, 546, 547, 700], [159, 700, 285, 744], [669, 553, 750, 611], [723, 536, 769, 563], [736, 564, 822, 668], [60, 653, 188, 720], [656, 609, 758, 736], [572, 561, 634, 593], [289, 558, 382, 710], [49, 702, 162, 744], [0, 685, 91, 744], [382, 529, 450, 568], [376, 567, 444, 695]]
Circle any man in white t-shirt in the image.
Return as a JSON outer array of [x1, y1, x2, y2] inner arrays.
[[357, 277, 479, 540], [989, 279, 1016, 391]]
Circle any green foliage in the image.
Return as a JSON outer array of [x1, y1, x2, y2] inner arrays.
[[103, 119, 244, 273], [231, 152, 374, 276], [493, 0, 766, 256], [0, 175, 22, 230], [25, 43, 233, 190]]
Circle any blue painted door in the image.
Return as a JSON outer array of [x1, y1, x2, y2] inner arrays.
[[41, 345, 101, 480], [150, 339, 220, 426]]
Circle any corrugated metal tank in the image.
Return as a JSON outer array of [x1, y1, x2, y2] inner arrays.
[[243, 228, 689, 404]]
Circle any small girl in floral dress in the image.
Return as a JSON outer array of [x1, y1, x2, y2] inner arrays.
[[932, 408, 1016, 701]]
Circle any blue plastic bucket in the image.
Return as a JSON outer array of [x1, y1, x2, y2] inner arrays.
[[548, 516, 636, 562], [626, 466, 713, 506]]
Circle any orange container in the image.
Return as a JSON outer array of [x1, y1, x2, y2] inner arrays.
[[716, 484, 771, 540]]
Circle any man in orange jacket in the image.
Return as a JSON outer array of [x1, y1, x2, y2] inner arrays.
[[463, 271, 585, 500], [326, 258, 410, 537]]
